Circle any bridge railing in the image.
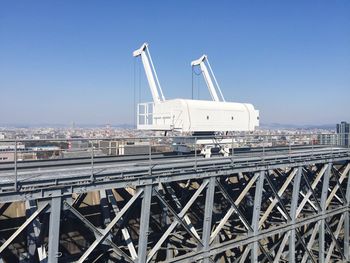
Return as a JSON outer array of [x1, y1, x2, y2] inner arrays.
[[0, 133, 349, 191]]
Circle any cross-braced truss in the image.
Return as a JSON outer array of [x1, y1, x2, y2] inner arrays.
[[1, 160, 350, 262]]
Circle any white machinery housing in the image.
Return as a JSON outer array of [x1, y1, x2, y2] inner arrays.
[[133, 43, 259, 133]]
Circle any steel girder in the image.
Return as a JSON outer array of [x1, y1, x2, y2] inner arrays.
[[0, 161, 350, 262]]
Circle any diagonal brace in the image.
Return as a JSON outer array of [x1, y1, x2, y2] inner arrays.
[[77, 188, 143, 263], [63, 201, 133, 262], [0, 202, 49, 254]]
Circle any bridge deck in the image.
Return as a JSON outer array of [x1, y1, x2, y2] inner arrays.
[[0, 146, 349, 202], [1, 143, 350, 262]]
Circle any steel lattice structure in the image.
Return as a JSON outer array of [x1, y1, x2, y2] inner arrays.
[[0, 143, 350, 262]]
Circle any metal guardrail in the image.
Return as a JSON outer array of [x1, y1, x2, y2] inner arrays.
[[0, 133, 349, 192]]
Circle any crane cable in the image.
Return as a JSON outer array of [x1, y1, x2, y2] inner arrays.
[[133, 57, 136, 128], [133, 57, 142, 128], [192, 66, 203, 100]]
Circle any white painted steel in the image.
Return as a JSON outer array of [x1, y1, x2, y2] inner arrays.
[[191, 55, 222, 102], [133, 43, 164, 103], [137, 99, 259, 132], [134, 43, 259, 133]]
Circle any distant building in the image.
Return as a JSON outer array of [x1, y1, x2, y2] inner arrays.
[[0, 152, 14, 162], [99, 140, 150, 156], [68, 136, 89, 150], [99, 141, 118, 155], [336, 121, 350, 147], [318, 134, 337, 145]]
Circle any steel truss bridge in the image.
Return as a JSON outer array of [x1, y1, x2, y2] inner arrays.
[[0, 135, 350, 263]]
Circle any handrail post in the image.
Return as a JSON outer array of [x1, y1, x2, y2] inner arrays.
[[149, 138, 152, 162], [90, 141, 94, 181], [289, 140, 292, 162], [14, 139, 18, 191], [149, 138, 152, 174], [231, 135, 234, 164], [331, 142, 333, 157], [262, 136, 266, 161], [194, 137, 197, 170]]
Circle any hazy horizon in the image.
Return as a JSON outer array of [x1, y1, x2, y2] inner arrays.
[[0, 121, 341, 129]]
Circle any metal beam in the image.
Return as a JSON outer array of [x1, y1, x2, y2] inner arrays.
[[72, 193, 87, 208], [153, 189, 203, 245], [77, 188, 143, 263], [264, 169, 316, 263], [345, 165, 350, 261], [238, 244, 251, 263], [25, 199, 42, 262], [274, 233, 289, 263], [0, 146, 349, 263], [301, 163, 347, 263], [296, 164, 328, 216], [251, 171, 265, 263], [162, 205, 348, 263], [99, 190, 111, 226], [0, 203, 10, 216], [48, 196, 62, 263], [106, 189, 138, 260], [288, 167, 302, 263], [137, 185, 152, 263], [319, 163, 331, 263], [202, 177, 216, 263], [210, 173, 257, 244], [63, 201, 133, 262], [259, 168, 297, 228], [301, 222, 319, 263], [147, 180, 209, 262], [2, 152, 350, 204], [0, 202, 49, 254], [326, 163, 350, 207], [325, 214, 344, 262], [164, 183, 201, 240]]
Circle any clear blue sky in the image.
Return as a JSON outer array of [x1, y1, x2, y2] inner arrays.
[[1, 1, 349, 126]]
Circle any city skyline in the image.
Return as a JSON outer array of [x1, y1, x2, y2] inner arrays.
[[1, 1, 349, 126]]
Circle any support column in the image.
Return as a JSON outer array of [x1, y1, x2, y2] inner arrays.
[[289, 167, 302, 263], [251, 171, 265, 263], [345, 165, 350, 261], [48, 196, 62, 263], [100, 190, 111, 226], [319, 163, 331, 263], [202, 177, 216, 263], [26, 200, 42, 263], [137, 185, 152, 263], [158, 185, 172, 260]]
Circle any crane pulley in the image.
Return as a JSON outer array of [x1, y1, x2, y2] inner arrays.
[[191, 55, 225, 102]]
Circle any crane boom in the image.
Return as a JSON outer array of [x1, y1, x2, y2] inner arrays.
[[191, 55, 225, 102], [133, 43, 165, 103]]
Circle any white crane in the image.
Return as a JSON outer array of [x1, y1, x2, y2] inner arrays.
[[132, 42, 259, 135], [133, 43, 165, 103], [191, 55, 225, 102], [133, 42, 260, 157]]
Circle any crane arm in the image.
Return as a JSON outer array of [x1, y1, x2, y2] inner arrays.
[[133, 43, 165, 103], [191, 55, 225, 102]]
